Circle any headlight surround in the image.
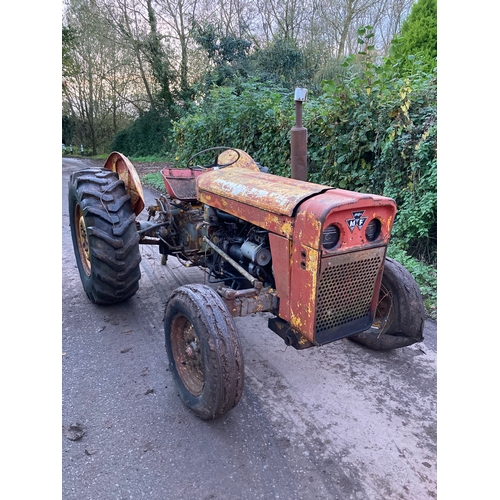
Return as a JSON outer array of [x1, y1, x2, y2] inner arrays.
[[365, 218, 381, 241], [322, 224, 340, 250]]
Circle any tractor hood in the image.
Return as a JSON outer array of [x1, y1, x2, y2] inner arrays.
[[196, 166, 330, 217]]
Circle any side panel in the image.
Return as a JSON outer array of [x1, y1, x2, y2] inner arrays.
[[288, 243, 321, 340], [268, 233, 292, 321], [198, 191, 296, 238]]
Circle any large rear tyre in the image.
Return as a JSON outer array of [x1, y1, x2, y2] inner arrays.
[[68, 168, 141, 304], [348, 258, 425, 350], [164, 284, 244, 420]]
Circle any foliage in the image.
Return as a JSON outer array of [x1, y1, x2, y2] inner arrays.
[[62, 114, 76, 145], [192, 22, 252, 90], [111, 109, 172, 157], [194, 22, 252, 67], [64, 0, 416, 157], [305, 28, 437, 264], [192, 31, 316, 94], [141, 1, 178, 110], [171, 81, 293, 172], [250, 38, 312, 89], [387, 246, 437, 319], [141, 172, 165, 191], [388, 0, 437, 75], [62, 26, 77, 77], [169, 30, 437, 313]]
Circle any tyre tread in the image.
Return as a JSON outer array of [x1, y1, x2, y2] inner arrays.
[[68, 168, 141, 304], [164, 284, 244, 419]]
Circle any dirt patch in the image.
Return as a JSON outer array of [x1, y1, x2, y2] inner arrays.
[[131, 161, 173, 176]]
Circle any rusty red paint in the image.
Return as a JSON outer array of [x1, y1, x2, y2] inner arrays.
[[161, 149, 261, 201], [293, 190, 396, 250], [198, 190, 296, 238], [196, 164, 397, 344], [163, 151, 397, 345], [268, 233, 292, 322], [161, 168, 204, 201], [284, 192, 395, 342], [197, 167, 329, 217]]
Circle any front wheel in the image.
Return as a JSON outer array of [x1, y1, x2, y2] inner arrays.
[[164, 284, 244, 420], [348, 258, 425, 350], [68, 168, 141, 304]]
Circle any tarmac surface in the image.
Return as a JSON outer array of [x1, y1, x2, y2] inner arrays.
[[62, 157, 437, 499]]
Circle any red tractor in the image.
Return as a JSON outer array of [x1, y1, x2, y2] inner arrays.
[[68, 147, 425, 420]]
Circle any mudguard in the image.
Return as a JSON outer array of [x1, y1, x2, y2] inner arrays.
[[103, 152, 145, 215]]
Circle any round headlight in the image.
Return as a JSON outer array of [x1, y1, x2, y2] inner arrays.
[[365, 219, 381, 241], [323, 224, 340, 249]]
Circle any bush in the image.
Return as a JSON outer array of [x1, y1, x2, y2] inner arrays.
[[171, 81, 293, 173], [112, 109, 172, 157]]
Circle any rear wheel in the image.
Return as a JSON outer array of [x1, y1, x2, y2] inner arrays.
[[348, 258, 425, 350], [164, 284, 244, 419], [68, 168, 141, 304]]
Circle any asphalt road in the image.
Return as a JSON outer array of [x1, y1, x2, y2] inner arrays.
[[62, 157, 437, 500]]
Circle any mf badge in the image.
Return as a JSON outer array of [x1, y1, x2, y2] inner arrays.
[[346, 211, 367, 232]]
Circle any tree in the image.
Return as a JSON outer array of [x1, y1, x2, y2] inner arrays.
[[193, 21, 252, 88], [63, 0, 145, 153], [389, 0, 437, 73], [155, 0, 199, 101], [62, 0, 424, 156], [255, 0, 306, 43], [251, 37, 307, 87]]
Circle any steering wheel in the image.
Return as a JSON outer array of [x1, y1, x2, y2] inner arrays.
[[187, 147, 241, 170]]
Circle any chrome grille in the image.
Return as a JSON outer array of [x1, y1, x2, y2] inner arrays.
[[315, 247, 386, 342]]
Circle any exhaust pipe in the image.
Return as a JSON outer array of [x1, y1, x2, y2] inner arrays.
[[290, 88, 308, 181]]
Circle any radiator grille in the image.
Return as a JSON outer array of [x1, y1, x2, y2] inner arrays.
[[315, 248, 385, 338]]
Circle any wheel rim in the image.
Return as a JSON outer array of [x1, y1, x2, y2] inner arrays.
[[170, 314, 205, 396], [372, 283, 394, 332], [74, 203, 91, 276]]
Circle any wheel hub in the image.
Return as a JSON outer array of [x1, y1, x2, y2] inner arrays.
[[372, 284, 393, 331], [75, 204, 91, 276], [171, 315, 204, 396]]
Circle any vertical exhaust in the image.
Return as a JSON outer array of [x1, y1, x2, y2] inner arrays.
[[290, 88, 308, 181]]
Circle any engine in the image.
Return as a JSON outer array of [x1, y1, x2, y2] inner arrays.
[[202, 207, 275, 289], [138, 196, 274, 291]]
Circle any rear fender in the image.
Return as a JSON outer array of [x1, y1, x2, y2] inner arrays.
[[103, 152, 145, 216]]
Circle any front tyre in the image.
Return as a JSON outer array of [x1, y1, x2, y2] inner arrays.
[[164, 284, 244, 420], [349, 258, 425, 350], [68, 168, 141, 304]]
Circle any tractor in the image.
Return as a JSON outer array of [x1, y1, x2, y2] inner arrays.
[[68, 147, 425, 420]]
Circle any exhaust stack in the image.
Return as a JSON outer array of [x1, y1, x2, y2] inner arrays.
[[290, 88, 308, 181]]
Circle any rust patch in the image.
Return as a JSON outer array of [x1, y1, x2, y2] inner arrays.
[[197, 167, 329, 217], [103, 152, 145, 215], [216, 149, 261, 171], [161, 168, 204, 201]]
